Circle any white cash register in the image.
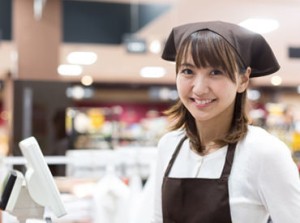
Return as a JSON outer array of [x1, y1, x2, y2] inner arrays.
[[0, 137, 67, 223]]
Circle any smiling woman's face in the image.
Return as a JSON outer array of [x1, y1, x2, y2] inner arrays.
[[174, 30, 250, 125], [176, 52, 239, 124]]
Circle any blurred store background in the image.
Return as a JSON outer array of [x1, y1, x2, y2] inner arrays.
[[0, 0, 300, 222]]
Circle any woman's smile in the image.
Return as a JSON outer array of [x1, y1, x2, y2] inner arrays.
[[190, 97, 216, 108]]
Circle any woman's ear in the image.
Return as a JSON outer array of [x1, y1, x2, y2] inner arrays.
[[237, 67, 251, 93]]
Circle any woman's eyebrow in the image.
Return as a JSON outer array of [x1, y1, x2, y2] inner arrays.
[[179, 62, 194, 68]]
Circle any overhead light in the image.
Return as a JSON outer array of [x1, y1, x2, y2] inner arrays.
[[149, 40, 162, 54], [239, 18, 279, 34], [140, 66, 166, 78], [81, 75, 93, 86], [67, 52, 98, 65], [58, 64, 82, 76], [271, 75, 282, 86], [66, 85, 94, 99]]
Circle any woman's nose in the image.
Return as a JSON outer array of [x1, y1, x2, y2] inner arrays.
[[192, 75, 209, 94]]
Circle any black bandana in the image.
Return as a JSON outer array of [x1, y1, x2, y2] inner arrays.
[[162, 21, 280, 77]]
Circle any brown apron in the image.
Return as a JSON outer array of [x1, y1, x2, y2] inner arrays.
[[162, 136, 237, 223]]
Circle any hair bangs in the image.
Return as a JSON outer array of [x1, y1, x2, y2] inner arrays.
[[176, 30, 243, 82]]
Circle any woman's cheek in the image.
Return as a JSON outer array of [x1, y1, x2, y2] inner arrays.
[[176, 79, 189, 98], [216, 81, 238, 101]]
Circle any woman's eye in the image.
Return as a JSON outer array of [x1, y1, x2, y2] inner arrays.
[[210, 69, 224, 76], [181, 68, 193, 75]]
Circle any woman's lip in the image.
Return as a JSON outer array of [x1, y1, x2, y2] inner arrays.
[[193, 99, 214, 105], [191, 98, 215, 108]]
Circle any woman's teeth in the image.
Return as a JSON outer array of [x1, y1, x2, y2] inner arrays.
[[194, 99, 213, 105]]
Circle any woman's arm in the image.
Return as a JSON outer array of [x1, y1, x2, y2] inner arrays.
[[258, 140, 300, 223]]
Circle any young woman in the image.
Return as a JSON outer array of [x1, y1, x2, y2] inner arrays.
[[152, 21, 300, 223]]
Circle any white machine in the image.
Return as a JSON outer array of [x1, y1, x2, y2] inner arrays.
[[0, 137, 67, 223]]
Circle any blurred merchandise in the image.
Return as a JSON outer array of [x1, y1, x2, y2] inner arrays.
[[66, 105, 169, 150]]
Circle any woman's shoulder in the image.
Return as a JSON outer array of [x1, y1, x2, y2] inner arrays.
[[233, 125, 294, 182], [157, 130, 185, 168], [156, 130, 186, 156], [158, 130, 186, 148], [240, 125, 291, 157], [245, 125, 287, 145]]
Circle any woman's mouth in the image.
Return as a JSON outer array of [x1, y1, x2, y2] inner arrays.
[[191, 98, 215, 107]]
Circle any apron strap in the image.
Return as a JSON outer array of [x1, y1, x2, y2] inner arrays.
[[164, 136, 237, 180], [164, 135, 187, 177], [220, 142, 237, 181]]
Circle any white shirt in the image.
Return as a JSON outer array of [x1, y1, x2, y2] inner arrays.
[[152, 125, 300, 223]]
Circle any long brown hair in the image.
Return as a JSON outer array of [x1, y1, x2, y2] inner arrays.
[[165, 30, 249, 153]]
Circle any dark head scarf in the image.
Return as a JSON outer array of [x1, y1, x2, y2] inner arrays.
[[162, 21, 280, 77]]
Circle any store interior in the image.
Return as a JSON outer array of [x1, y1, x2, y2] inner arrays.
[[0, 0, 300, 222]]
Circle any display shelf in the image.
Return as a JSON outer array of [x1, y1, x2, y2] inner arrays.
[[66, 106, 168, 150]]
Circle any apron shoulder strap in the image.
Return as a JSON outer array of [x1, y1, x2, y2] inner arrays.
[[164, 135, 187, 177], [220, 142, 237, 181], [164, 136, 237, 180]]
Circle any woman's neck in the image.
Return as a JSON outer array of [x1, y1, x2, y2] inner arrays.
[[196, 110, 232, 147], [191, 100, 235, 155], [194, 122, 229, 155]]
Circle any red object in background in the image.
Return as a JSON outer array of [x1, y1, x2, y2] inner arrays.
[[0, 103, 5, 126]]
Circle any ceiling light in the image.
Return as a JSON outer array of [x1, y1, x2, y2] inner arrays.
[[140, 66, 166, 78], [271, 75, 282, 86], [239, 18, 279, 34], [149, 40, 162, 54], [67, 52, 98, 65], [66, 86, 94, 99], [58, 64, 82, 76], [81, 75, 93, 86]]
